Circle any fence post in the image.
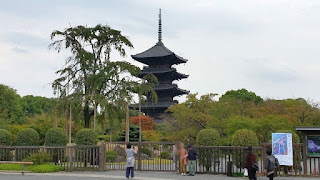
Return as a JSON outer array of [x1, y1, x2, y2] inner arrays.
[[67, 145, 73, 171], [138, 142, 142, 170], [302, 135, 307, 175], [99, 142, 106, 171], [262, 144, 266, 172], [14, 147, 17, 161]]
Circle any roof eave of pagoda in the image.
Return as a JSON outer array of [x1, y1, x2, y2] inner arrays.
[[131, 43, 187, 64], [174, 88, 190, 95], [138, 69, 188, 79], [132, 54, 187, 65], [130, 101, 177, 109]]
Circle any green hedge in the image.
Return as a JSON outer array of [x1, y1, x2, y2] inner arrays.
[[22, 152, 52, 165], [30, 164, 63, 173], [0, 164, 63, 173], [15, 128, 39, 146]]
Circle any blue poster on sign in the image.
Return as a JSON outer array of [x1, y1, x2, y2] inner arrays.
[[272, 133, 293, 166]]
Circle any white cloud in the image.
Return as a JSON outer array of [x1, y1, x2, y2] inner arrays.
[[0, 0, 320, 103]]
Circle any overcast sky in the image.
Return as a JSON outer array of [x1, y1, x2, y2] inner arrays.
[[1, 0, 320, 103]]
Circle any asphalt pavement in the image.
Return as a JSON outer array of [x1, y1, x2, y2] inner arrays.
[[0, 171, 319, 180]]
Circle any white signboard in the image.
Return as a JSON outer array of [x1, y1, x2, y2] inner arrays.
[[272, 133, 293, 166]]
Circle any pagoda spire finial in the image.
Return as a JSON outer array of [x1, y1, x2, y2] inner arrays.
[[158, 9, 162, 43]]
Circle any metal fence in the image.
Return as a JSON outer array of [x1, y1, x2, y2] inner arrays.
[[194, 146, 264, 174], [0, 142, 319, 176], [105, 142, 177, 171], [0, 145, 100, 171]]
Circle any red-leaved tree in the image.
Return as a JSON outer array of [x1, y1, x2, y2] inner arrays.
[[130, 115, 156, 131]]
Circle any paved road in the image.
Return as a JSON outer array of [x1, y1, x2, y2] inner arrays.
[[0, 171, 319, 180]]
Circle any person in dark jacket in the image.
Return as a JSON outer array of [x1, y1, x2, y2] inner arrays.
[[244, 146, 257, 180], [187, 145, 197, 176], [264, 148, 276, 180]]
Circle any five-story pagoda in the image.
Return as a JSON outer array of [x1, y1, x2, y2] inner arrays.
[[131, 9, 189, 123]]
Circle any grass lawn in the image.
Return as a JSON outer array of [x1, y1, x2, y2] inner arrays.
[[0, 164, 64, 173]]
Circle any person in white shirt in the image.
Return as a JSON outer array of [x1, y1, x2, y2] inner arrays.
[[126, 144, 137, 179]]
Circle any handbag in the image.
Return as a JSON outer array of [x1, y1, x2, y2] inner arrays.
[[252, 162, 259, 171], [244, 168, 248, 176], [267, 170, 274, 177]]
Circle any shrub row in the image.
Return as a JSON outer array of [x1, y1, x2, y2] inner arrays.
[[0, 127, 99, 146]]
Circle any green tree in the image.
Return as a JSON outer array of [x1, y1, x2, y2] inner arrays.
[[117, 125, 145, 142], [219, 89, 263, 104], [0, 129, 11, 145], [0, 84, 24, 124], [226, 115, 293, 144], [20, 95, 56, 117], [164, 93, 217, 144], [50, 24, 141, 128]]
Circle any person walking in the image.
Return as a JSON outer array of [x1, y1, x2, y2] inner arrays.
[[125, 144, 137, 179], [177, 142, 188, 176], [264, 148, 276, 180], [187, 144, 197, 176], [244, 146, 257, 180]]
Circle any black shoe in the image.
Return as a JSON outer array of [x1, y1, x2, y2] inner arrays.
[[187, 174, 194, 176]]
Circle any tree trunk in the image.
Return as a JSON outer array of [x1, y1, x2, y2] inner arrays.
[[84, 101, 91, 128]]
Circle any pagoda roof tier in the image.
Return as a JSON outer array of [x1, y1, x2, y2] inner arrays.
[[139, 67, 188, 80], [154, 84, 189, 96], [131, 101, 177, 109], [131, 42, 187, 65]]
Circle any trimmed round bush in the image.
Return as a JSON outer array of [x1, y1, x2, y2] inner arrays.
[[76, 129, 98, 145], [0, 129, 11, 145], [196, 129, 220, 146], [275, 130, 300, 143], [231, 129, 259, 147], [15, 128, 39, 146], [196, 129, 220, 171], [45, 128, 67, 146]]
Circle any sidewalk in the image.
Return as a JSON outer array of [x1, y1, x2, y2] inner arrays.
[[0, 170, 319, 180]]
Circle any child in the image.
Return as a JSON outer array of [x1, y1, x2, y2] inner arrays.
[[126, 144, 137, 179]]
